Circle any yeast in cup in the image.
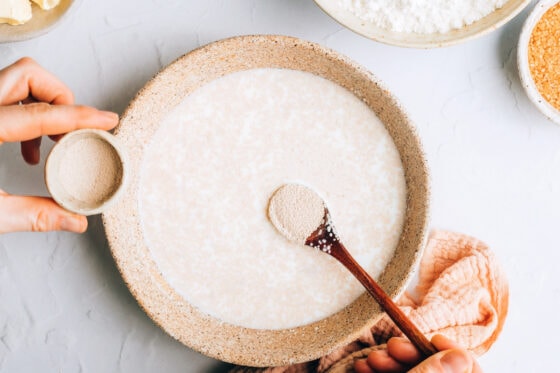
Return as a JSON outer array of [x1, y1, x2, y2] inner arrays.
[[45, 129, 127, 216]]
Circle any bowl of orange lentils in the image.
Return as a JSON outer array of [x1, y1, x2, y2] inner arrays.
[[518, 0, 560, 124]]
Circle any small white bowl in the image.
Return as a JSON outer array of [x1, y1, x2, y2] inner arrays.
[[45, 129, 127, 216], [518, 0, 560, 124], [314, 0, 530, 48]]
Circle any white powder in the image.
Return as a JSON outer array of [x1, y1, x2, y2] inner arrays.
[[338, 0, 507, 34], [268, 184, 326, 245], [139, 68, 407, 330]]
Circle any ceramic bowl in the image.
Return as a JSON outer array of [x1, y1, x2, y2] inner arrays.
[[0, 0, 78, 43], [45, 129, 127, 216], [517, 0, 560, 124], [314, 0, 530, 48], [102, 35, 430, 367]]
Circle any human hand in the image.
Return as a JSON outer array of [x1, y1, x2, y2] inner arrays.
[[354, 334, 483, 373], [0, 57, 119, 234]]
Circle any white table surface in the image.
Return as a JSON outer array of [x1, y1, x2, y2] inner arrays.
[[0, 0, 555, 372]]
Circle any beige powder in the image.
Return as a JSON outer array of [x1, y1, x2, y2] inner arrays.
[[268, 184, 325, 244], [58, 137, 122, 204]]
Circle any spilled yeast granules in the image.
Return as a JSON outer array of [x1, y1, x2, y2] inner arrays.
[[528, 3, 560, 110]]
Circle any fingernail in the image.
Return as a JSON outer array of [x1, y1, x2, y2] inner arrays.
[[60, 216, 87, 233], [100, 111, 119, 122], [441, 350, 471, 373]]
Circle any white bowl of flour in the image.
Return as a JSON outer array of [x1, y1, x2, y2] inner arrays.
[[314, 0, 530, 48]]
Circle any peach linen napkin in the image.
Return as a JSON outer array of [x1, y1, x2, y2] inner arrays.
[[231, 230, 509, 373]]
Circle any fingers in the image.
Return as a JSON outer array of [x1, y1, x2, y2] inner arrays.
[[363, 338, 426, 372], [21, 137, 42, 165], [0, 57, 74, 105], [386, 337, 424, 364], [408, 349, 475, 373], [430, 334, 463, 351], [0, 103, 118, 144], [366, 348, 409, 372], [0, 58, 119, 164], [0, 191, 87, 233], [424, 334, 484, 372], [427, 335, 483, 373], [354, 335, 484, 373], [354, 358, 374, 373]]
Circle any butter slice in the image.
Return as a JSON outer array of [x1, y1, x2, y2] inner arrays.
[[0, 0, 32, 25], [31, 0, 60, 10]]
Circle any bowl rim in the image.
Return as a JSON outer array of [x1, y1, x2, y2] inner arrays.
[[102, 34, 430, 367], [517, 0, 560, 125], [313, 0, 531, 48]]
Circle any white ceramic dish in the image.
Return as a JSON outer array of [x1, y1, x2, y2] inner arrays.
[[0, 0, 77, 43], [517, 0, 560, 125], [314, 0, 530, 48]]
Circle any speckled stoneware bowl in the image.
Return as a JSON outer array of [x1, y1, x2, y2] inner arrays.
[[314, 0, 530, 48], [102, 35, 430, 367]]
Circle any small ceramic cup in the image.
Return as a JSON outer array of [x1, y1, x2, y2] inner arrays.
[[518, 0, 560, 125], [45, 129, 127, 216]]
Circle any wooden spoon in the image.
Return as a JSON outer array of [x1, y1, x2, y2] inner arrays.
[[268, 184, 437, 357]]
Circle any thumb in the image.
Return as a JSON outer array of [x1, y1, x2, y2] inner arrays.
[[409, 349, 474, 373], [0, 191, 87, 233]]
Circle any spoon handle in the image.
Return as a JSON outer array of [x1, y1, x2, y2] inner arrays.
[[329, 241, 438, 357]]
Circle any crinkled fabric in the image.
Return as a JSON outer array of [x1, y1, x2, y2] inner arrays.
[[230, 230, 509, 373]]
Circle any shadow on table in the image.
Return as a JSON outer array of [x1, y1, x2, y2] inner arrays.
[[497, 2, 530, 102]]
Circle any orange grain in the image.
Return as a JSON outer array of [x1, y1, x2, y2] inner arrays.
[[529, 3, 560, 110]]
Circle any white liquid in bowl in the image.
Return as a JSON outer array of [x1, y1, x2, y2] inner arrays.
[[139, 68, 407, 330]]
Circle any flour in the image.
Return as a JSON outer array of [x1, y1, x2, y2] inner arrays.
[[59, 137, 122, 205], [268, 184, 326, 245], [338, 0, 507, 34]]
